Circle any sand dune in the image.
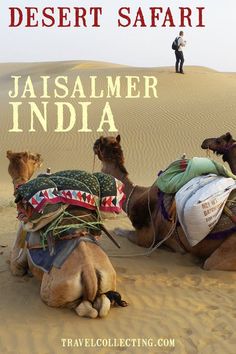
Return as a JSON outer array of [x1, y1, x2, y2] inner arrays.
[[1, 61, 236, 354]]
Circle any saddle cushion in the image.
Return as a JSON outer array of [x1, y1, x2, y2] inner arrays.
[[156, 157, 236, 194]]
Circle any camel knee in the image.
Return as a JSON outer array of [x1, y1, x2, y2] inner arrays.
[[10, 249, 28, 276], [75, 301, 98, 319], [203, 256, 236, 271], [203, 235, 236, 271], [10, 262, 27, 276]]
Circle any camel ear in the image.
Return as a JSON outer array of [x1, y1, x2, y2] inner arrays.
[[99, 136, 104, 143], [36, 154, 43, 165], [116, 135, 121, 143], [22, 152, 29, 162], [29, 152, 41, 161], [6, 150, 12, 160], [226, 132, 232, 141]]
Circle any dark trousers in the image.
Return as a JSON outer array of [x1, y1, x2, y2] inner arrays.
[[175, 51, 184, 73]]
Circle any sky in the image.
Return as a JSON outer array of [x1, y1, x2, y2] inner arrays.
[[0, 0, 236, 72]]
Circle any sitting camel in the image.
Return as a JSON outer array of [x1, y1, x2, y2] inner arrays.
[[201, 132, 236, 174], [93, 135, 236, 271], [7, 151, 43, 275], [7, 150, 126, 318]]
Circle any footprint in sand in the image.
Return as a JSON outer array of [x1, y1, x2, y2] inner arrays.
[[184, 328, 193, 336], [116, 267, 127, 274], [170, 278, 180, 287], [187, 275, 202, 287], [123, 276, 137, 283], [211, 323, 233, 339], [206, 305, 218, 310]]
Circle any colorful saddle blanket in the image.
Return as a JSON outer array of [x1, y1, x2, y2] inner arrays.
[[16, 170, 125, 215]]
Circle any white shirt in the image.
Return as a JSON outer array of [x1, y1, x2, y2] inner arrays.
[[177, 37, 186, 52]]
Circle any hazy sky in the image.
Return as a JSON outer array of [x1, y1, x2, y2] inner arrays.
[[1, 0, 236, 71]]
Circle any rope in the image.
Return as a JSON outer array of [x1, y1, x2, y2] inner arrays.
[[108, 218, 177, 258], [206, 148, 211, 158], [92, 153, 96, 173], [125, 184, 137, 216], [40, 210, 103, 246]]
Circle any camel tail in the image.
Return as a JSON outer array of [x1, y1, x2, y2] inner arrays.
[[80, 243, 98, 302]]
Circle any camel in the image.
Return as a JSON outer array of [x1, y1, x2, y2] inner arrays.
[[7, 150, 43, 193], [93, 135, 236, 271], [7, 151, 43, 276], [201, 132, 236, 174], [7, 150, 127, 318]]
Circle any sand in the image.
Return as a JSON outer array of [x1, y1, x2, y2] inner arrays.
[[0, 61, 236, 354]]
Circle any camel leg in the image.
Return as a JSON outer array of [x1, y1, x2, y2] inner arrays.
[[114, 228, 136, 239], [75, 301, 98, 318], [40, 270, 83, 308], [10, 224, 28, 276], [93, 294, 111, 318], [114, 226, 154, 247], [134, 227, 156, 247], [203, 233, 236, 271]]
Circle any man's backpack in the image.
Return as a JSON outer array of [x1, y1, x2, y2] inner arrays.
[[172, 37, 180, 51]]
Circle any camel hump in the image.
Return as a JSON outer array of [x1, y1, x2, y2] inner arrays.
[[80, 242, 98, 302]]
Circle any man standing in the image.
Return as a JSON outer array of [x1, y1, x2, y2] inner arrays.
[[175, 31, 186, 74]]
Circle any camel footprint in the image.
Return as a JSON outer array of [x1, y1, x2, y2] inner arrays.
[[211, 322, 233, 339]]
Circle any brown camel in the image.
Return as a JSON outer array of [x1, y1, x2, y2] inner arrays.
[[201, 132, 236, 174], [93, 135, 236, 271], [7, 151, 126, 318]]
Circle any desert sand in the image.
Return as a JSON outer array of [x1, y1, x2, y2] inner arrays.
[[0, 61, 236, 354]]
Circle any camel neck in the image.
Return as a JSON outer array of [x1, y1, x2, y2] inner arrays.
[[101, 161, 138, 213], [101, 161, 128, 181], [224, 152, 236, 175], [12, 177, 28, 194], [223, 144, 236, 175]]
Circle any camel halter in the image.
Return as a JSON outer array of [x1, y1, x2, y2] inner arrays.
[[215, 141, 236, 155]]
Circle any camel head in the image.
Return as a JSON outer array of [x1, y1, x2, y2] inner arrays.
[[201, 132, 236, 161], [93, 135, 123, 162], [7, 150, 43, 190], [93, 135, 128, 176]]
